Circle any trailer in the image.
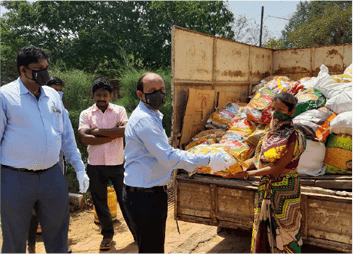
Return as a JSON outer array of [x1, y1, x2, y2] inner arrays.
[[171, 26, 352, 252]]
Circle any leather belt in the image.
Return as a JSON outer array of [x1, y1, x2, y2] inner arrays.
[[2, 164, 55, 173], [125, 185, 167, 193]]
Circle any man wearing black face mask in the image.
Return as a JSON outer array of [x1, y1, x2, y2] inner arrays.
[[123, 72, 230, 253], [0, 45, 89, 253]]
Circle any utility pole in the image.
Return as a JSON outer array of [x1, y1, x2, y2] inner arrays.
[[259, 6, 264, 47]]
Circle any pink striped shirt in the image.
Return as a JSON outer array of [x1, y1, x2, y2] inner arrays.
[[79, 103, 128, 165]]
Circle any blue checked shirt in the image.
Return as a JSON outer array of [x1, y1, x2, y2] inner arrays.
[[0, 78, 85, 173], [124, 101, 210, 187]]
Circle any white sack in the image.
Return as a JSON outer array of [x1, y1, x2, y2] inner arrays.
[[301, 77, 318, 89], [325, 91, 352, 114], [330, 111, 352, 135], [314, 64, 352, 98], [297, 140, 326, 176]]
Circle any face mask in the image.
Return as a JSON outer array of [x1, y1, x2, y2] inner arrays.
[[273, 111, 292, 120], [26, 67, 50, 86], [57, 91, 63, 99], [144, 90, 166, 110]]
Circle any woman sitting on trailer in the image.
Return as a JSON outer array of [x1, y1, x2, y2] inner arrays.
[[233, 92, 306, 253]]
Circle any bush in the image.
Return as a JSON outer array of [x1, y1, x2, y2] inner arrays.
[[114, 68, 172, 136], [49, 66, 95, 193]]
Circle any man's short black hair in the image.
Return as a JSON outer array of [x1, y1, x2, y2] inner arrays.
[[46, 76, 65, 87], [92, 78, 112, 94], [16, 45, 51, 75], [272, 92, 298, 112]]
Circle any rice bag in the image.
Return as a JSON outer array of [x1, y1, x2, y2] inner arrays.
[[193, 129, 226, 141], [206, 108, 236, 130], [219, 139, 255, 162], [185, 137, 216, 151], [331, 74, 352, 83], [292, 88, 326, 118], [229, 117, 256, 135], [244, 124, 269, 147], [324, 134, 352, 174], [187, 144, 243, 178], [293, 107, 336, 142]]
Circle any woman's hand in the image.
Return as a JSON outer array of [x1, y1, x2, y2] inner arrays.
[[233, 171, 249, 179]]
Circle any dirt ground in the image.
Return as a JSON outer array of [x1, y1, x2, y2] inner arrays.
[[24, 201, 340, 254]]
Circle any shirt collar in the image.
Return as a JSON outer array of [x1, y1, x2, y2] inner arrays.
[[138, 100, 163, 118], [18, 78, 48, 98], [92, 102, 112, 112]]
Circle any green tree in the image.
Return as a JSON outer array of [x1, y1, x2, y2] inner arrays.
[[1, 1, 141, 78], [280, 1, 311, 48], [281, 1, 352, 48], [132, 1, 235, 68], [1, 1, 235, 75], [0, 18, 29, 85]]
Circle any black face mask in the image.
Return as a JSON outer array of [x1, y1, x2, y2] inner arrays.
[[144, 90, 166, 110], [26, 67, 50, 86]]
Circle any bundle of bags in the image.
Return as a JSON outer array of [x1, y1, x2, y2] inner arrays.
[[185, 63, 352, 178]]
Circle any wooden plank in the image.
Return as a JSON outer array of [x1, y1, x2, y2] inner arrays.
[[304, 237, 352, 253], [314, 180, 352, 190], [177, 207, 211, 218], [300, 194, 309, 240], [300, 175, 352, 180], [210, 184, 217, 224]]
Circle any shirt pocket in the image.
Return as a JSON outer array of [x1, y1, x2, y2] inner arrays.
[[51, 111, 64, 134]]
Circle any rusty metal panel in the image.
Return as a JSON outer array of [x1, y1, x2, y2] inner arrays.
[[273, 48, 312, 76], [312, 45, 346, 74], [217, 187, 255, 219], [343, 44, 352, 68], [249, 46, 273, 83], [174, 28, 214, 81], [177, 181, 212, 218], [307, 198, 352, 244], [215, 39, 250, 82]]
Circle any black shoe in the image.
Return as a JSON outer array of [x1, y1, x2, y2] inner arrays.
[[68, 247, 72, 253]]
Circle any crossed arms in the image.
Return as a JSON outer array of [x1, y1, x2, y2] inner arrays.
[[78, 121, 127, 146]]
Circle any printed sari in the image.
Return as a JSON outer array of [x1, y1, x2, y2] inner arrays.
[[250, 112, 306, 253]]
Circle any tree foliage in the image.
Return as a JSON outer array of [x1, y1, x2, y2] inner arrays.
[[0, 18, 29, 85], [1, 1, 235, 79], [280, 1, 352, 48]]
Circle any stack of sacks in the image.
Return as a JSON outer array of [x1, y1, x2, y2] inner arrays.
[[245, 76, 292, 124], [323, 134, 352, 174], [330, 111, 352, 136], [295, 63, 353, 176], [293, 107, 336, 142], [204, 103, 246, 130], [185, 129, 226, 150], [251, 76, 292, 95], [219, 117, 257, 161], [292, 88, 326, 118], [205, 107, 236, 130], [187, 144, 244, 178], [292, 75, 332, 176]]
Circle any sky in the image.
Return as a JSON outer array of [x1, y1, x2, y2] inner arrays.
[[228, 1, 301, 40], [0, 0, 301, 40]]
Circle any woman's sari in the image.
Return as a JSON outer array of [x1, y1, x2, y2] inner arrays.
[[250, 111, 306, 253]]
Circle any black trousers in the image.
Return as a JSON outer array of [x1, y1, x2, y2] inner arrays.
[[27, 203, 39, 247], [87, 164, 135, 239], [122, 185, 168, 253]]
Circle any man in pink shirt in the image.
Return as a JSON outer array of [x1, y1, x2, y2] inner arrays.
[[78, 79, 135, 250]]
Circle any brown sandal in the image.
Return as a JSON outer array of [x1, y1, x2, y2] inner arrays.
[[100, 238, 112, 250]]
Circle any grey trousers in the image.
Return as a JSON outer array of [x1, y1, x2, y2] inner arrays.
[[1, 164, 69, 253]]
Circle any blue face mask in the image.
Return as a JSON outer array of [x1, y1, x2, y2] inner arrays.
[[57, 91, 63, 99]]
